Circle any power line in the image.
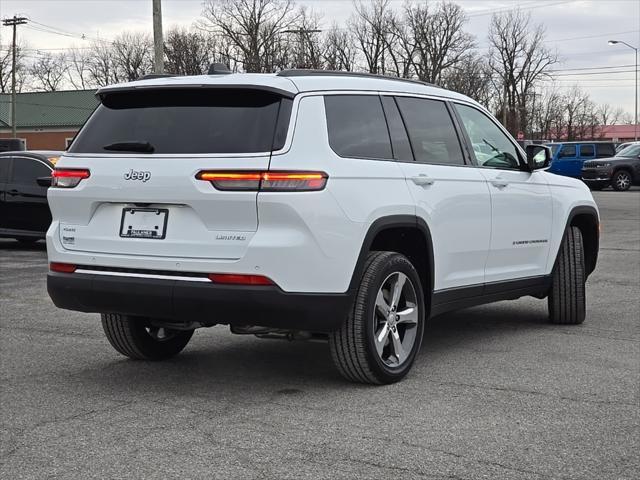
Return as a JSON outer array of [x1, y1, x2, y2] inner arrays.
[[551, 69, 637, 76], [548, 64, 636, 72], [22, 17, 115, 45], [466, 0, 575, 17], [545, 29, 640, 43]]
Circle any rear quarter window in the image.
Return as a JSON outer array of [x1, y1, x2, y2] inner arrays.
[[595, 143, 615, 157], [579, 145, 595, 157], [69, 89, 291, 155], [324, 95, 393, 160]]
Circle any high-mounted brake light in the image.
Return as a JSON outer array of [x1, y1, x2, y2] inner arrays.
[[51, 168, 90, 188], [196, 171, 327, 192], [208, 273, 274, 286], [50, 262, 77, 273]]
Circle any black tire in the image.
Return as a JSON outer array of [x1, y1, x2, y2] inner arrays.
[[329, 251, 425, 384], [611, 170, 632, 191], [101, 313, 193, 360], [548, 226, 586, 325]]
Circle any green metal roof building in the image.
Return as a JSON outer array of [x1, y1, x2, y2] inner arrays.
[[0, 90, 98, 150]]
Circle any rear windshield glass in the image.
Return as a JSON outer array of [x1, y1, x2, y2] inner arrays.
[[69, 89, 291, 154]]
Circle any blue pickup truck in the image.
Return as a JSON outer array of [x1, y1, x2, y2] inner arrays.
[[546, 142, 617, 178]]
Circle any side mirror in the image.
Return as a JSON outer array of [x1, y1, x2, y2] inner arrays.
[[525, 145, 551, 172], [37, 176, 52, 187]]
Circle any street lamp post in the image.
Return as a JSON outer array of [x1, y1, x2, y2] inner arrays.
[[609, 40, 638, 141]]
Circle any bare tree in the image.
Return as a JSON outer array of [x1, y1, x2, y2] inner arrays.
[[67, 47, 93, 89], [0, 41, 27, 93], [350, 0, 396, 74], [385, 10, 414, 78], [620, 112, 634, 125], [165, 27, 218, 75], [86, 41, 121, 87], [112, 32, 154, 81], [597, 103, 624, 126], [29, 52, 68, 91], [441, 53, 492, 105], [280, 6, 324, 69], [323, 24, 356, 71], [489, 9, 558, 134], [406, 1, 475, 84], [201, 0, 299, 72]]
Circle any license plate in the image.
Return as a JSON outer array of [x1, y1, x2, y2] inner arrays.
[[119, 208, 168, 239]]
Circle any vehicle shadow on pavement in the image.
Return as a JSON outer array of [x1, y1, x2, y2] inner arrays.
[[0, 239, 46, 251], [67, 301, 552, 395]]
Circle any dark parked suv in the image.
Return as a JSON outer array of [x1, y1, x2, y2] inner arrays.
[[582, 143, 640, 191], [0, 151, 61, 243]]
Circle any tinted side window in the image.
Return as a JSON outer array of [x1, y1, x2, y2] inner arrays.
[[579, 144, 594, 157], [325, 95, 392, 159], [454, 103, 520, 169], [396, 97, 464, 165], [596, 143, 615, 157], [0, 156, 10, 183], [11, 158, 51, 185], [559, 145, 576, 158], [380, 96, 413, 162]]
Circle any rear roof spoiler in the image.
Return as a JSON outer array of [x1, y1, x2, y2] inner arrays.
[[96, 83, 296, 99]]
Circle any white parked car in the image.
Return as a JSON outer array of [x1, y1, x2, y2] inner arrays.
[[46, 68, 600, 384]]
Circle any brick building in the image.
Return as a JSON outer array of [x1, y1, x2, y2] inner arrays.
[[0, 90, 98, 150]]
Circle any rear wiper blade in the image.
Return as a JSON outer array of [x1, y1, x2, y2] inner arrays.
[[103, 141, 155, 153]]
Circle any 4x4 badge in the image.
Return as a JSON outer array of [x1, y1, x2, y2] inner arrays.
[[124, 169, 151, 182]]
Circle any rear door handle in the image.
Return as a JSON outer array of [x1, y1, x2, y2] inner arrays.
[[7, 189, 19, 196], [411, 174, 434, 186]]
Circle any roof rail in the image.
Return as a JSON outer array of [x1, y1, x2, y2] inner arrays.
[[276, 69, 440, 88], [208, 63, 232, 75], [138, 73, 175, 80]]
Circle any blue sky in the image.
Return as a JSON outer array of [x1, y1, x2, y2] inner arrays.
[[1, 0, 637, 117]]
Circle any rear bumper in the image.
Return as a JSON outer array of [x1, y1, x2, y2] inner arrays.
[[47, 271, 352, 332]]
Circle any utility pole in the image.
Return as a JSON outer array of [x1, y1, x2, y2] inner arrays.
[[152, 0, 164, 74], [282, 28, 321, 69], [2, 16, 27, 139]]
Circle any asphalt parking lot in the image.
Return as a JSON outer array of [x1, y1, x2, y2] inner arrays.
[[1, 189, 638, 480]]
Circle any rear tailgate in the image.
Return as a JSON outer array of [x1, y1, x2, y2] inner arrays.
[[50, 86, 293, 260]]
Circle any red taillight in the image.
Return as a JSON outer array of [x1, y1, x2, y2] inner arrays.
[[51, 168, 90, 188], [196, 171, 327, 192], [50, 262, 77, 273], [197, 172, 262, 191], [208, 273, 274, 286]]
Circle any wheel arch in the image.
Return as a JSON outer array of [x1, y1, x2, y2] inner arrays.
[[565, 206, 599, 277], [348, 215, 435, 313], [612, 165, 635, 180]]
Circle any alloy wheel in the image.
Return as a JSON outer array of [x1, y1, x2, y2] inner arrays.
[[615, 172, 631, 190], [373, 272, 419, 367]]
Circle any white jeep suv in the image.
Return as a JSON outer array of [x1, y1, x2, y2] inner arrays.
[[46, 69, 599, 384]]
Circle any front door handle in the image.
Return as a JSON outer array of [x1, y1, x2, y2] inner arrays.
[[411, 174, 434, 186], [490, 179, 509, 188], [7, 189, 19, 196]]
